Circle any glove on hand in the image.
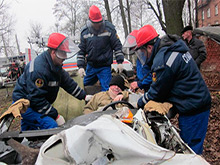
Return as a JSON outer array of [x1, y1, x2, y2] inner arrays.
[[56, 114, 65, 126], [78, 68, 86, 78], [117, 64, 123, 73], [137, 96, 146, 109], [85, 95, 93, 102], [144, 101, 173, 115]]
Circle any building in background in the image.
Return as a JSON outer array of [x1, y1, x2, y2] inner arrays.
[[197, 0, 220, 27]]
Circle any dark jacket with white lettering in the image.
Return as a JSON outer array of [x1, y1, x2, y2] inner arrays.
[[12, 50, 86, 119], [77, 20, 124, 68], [142, 34, 211, 115]]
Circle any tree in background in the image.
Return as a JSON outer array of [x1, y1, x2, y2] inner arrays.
[[53, 0, 92, 41], [0, 0, 16, 57], [162, 0, 185, 35], [27, 22, 48, 54], [51, 0, 196, 42]]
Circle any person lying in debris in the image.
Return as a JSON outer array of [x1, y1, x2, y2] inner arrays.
[[83, 75, 130, 114]]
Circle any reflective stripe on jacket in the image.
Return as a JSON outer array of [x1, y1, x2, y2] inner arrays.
[[143, 35, 211, 115], [77, 20, 124, 68], [13, 50, 86, 119]]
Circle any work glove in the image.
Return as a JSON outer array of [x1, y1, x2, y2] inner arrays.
[[78, 68, 86, 78], [144, 101, 173, 115], [56, 114, 65, 126], [117, 64, 123, 73], [85, 95, 93, 102]]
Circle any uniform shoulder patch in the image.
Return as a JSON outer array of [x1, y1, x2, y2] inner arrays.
[[152, 72, 157, 82], [35, 78, 44, 88]]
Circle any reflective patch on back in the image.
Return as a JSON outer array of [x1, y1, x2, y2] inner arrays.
[[166, 52, 178, 67]]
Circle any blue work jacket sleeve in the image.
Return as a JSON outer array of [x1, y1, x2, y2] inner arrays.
[[77, 32, 87, 68], [60, 69, 86, 100], [137, 73, 152, 90]]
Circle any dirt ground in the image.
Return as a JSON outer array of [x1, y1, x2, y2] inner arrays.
[[0, 71, 220, 164]]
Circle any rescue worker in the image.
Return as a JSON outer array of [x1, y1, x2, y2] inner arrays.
[[83, 75, 129, 114], [77, 5, 124, 91], [134, 25, 211, 154], [181, 25, 207, 69], [123, 30, 152, 92], [12, 33, 87, 131]]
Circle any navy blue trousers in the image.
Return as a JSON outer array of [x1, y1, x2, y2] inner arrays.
[[179, 110, 210, 154], [84, 64, 111, 91]]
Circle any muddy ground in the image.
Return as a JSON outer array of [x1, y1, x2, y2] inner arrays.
[[0, 71, 220, 164]]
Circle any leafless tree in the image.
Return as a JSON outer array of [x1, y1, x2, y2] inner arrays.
[[0, 0, 16, 57], [145, 0, 166, 33], [118, 0, 129, 37], [29, 22, 43, 39], [126, 0, 132, 33], [53, 0, 92, 41], [104, 0, 112, 23], [183, 0, 196, 27]]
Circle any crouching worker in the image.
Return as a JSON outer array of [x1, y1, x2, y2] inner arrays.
[[12, 33, 87, 131], [83, 75, 129, 114]]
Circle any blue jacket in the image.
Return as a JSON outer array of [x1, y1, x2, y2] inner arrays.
[[77, 20, 124, 68], [140, 35, 211, 115], [13, 51, 86, 119], [136, 59, 152, 91]]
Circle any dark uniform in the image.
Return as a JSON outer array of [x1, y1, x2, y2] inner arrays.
[[13, 51, 86, 130], [77, 20, 124, 91], [138, 34, 211, 154]]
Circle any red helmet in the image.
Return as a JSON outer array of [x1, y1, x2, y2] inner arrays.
[[136, 25, 158, 48], [130, 30, 138, 38], [89, 5, 103, 23], [47, 33, 80, 59], [47, 33, 70, 52], [122, 30, 138, 55]]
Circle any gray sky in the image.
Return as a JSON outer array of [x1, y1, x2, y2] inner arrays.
[[10, 0, 56, 52]]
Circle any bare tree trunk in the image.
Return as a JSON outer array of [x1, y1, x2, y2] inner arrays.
[[195, 0, 198, 27], [104, 0, 112, 23], [118, 0, 128, 37], [162, 0, 185, 35], [2, 34, 8, 58], [187, 0, 192, 26], [126, 0, 132, 33]]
